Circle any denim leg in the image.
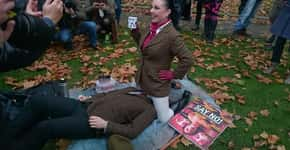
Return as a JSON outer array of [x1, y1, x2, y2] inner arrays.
[[54, 28, 72, 43], [115, 0, 122, 24], [234, 0, 261, 31], [238, 0, 248, 14], [79, 21, 98, 47]]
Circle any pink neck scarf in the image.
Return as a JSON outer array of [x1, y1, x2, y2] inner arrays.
[[142, 18, 171, 50]]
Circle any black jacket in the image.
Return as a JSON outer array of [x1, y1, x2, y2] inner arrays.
[[0, 13, 55, 72]]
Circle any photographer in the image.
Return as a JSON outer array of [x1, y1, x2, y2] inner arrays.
[[54, 0, 98, 50], [0, 0, 63, 72]]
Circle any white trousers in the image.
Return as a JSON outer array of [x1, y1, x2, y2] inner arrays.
[[148, 96, 174, 123]]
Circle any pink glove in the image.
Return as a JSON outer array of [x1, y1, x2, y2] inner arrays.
[[159, 70, 175, 80]]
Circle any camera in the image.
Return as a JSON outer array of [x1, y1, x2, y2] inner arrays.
[[64, 0, 76, 10]]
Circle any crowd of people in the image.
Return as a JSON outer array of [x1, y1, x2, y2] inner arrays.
[[172, 0, 290, 83], [0, 0, 290, 149]]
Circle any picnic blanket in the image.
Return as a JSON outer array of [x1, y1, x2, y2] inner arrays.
[[67, 78, 219, 150]]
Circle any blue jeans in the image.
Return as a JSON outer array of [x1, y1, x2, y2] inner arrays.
[[55, 28, 72, 44], [114, 0, 122, 24], [79, 21, 97, 47], [233, 0, 262, 31], [55, 21, 97, 47]]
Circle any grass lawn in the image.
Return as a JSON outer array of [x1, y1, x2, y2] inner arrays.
[[0, 27, 289, 150]]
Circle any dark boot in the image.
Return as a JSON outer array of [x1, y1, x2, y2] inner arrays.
[[203, 19, 210, 41], [207, 19, 217, 43]]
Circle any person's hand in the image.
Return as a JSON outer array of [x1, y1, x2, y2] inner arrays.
[[26, 0, 42, 17], [64, 7, 75, 15], [0, 20, 15, 48], [159, 70, 175, 80], [42, 0, 63, 25], [0, 0, 15, 24], [89, 116, 108, 129]]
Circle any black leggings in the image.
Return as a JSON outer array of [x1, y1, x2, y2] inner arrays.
[[195, 0, 204, 26], [0, 95, 96, 150], [271, 36, 287, 63]]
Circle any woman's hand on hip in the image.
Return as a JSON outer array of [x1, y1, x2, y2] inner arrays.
[[159, 70, 175, 80]]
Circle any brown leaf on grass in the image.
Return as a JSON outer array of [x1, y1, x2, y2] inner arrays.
[[74, 76, 95, 88], [260, 109, 270, 117], [180, 137, 192, 146], [210, 90, 235, 104], [253, 134, 260, 140], [228, 122, 237, 128], [169, 137, 181, 149], [243, 55, 258, 70], [241, 148, 251, 150], [234, 74, 242, 79], [248, 111, 258, 120], [227, 140, 235, 149], [190, 67, 195, 73], [240, 70, 251, 78], [221, 53, 232, 60], [206, 61, 224, 70], [80, 66, 94, 75], [196, 77, 232, 92], [192, 49, 203, 57], [80, 55, 91, 62], [56, 139, 71, 150], [23, 80, 37, 89], [220, 77, 234, 83], [236, 94, 246, 104], [99, 68, 111, 75], [111, 63, 137, 83], [244, 117, 253, 126], [256, 74, 272, 84], [98, 57, 110, 65], [267, 134, 280, 144], [275, 78, 284, 84], [277, 145, 286, 150], [254, 140, 267, 147], [260, 131, 269, 139], [233, 115, 241, 121], [127, 47, 137, 53], [4, 77, 18, 86]]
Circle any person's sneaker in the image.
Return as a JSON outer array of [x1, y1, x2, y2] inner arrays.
[[264, 35, 275, 50], [191, 24, 200, 31], [206, 39, 214, 44], [264, 62, 278, 74], [265, 35, 275, 44], [232, 29, 251, 37], [285, 75, 290, 84]]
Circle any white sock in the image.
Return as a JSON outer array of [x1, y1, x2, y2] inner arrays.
[[151, 96, 174, 123]]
